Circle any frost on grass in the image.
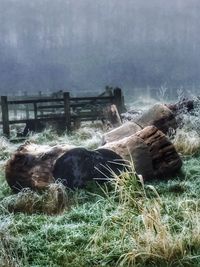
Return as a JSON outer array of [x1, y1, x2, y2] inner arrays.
[[173, 129, 200, 155], [0, 137, 18, 161], [0, 213, 27, 267], [170, 97, 200, 155], [0, 98, 200, 266], [1, 183, 68, 215], [88, 169, 200, 267], [27, 126, 103, 149]]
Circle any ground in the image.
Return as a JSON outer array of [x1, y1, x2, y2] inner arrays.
[[0, 122, 200, 267]]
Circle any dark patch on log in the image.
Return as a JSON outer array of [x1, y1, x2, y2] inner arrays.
[[53, 148, 126, 189]]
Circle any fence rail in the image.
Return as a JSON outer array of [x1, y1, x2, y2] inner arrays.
[[0, 88, 123, 137]]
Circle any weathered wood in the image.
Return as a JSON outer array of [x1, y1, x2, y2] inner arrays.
[[8, 98, 64, 105], [33, 103, 38, 119], [103, 104, 177, 144], [102, 104, 122, 128], [24, 92, 30, 119], [70, 96, 113, 101], [0, 90, 123, 137], [1, 96, 10, 137], [136, 104, 177, 134], [136, 126, 182, 178], [102, 126, 182, 180], [63, 92, 71, 131], [38, 91, 44, 116], [113, 88, 123, 114], [36, 114, 64, 118], [102, 121, 142, 144], [5, 125, 182, 192], [5, 143, 74, 192], [9, 117, 65, 124], [5, 142, 126, 192]]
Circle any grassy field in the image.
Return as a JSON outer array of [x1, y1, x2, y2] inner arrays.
[[0, 121, 200, 267]]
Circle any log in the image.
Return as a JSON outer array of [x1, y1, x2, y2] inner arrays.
[[102, 104, 176, 144], [5, 142, 125, 192], [102, 126, 182, 180], [102, 121, 142, 144], [102, 104, 122, 128], [5, 126, 182, 192], [136, 104, 177, 134], [5, 142, 74, 192], [136, 126, 182, 178]]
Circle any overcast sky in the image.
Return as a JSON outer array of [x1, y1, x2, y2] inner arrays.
[[0, 0, 199, 94]]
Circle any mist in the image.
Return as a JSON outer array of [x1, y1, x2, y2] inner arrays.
[[0, 0, 199, 95]]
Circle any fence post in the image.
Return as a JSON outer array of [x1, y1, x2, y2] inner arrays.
[[113, 88, 123, 114], [33, 103, 38, 119], [63, 92, 71, 131], [38, 91, 44, 116], [1, 96, 10, 137], [23, 91, 30, 119], [12, 92, 17, 119]]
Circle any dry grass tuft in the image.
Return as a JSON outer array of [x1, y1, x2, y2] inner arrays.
[[117, 201, 200, 267], [173, 129, 200, 155], [89, 166, 200, 267], [0, 137, 16, 161], [1, 183, 68, 215]]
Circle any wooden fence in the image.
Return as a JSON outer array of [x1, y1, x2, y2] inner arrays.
[[0, 88, 123, 137]]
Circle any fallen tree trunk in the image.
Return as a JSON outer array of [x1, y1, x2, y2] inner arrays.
[[102, 125, 182, 180], [102, 121, 142, 144], [136, 103, 177, 134], [5, 127, 182, 192], [103, 104, 177, 144], [5, 142, 125, 192], [5, 142, 74, 192]]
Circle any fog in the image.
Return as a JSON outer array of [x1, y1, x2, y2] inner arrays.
[[0, 0, 199, 95]]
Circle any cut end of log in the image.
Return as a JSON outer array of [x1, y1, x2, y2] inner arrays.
[[136, 104, 177, 134], [102, 125, 182, 181], [5, 143, 73, 192], [136, 126, 182, 179]]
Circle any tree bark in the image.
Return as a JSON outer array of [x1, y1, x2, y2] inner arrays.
[[102, 126, 182, 180], [103, 104, 177, 144]]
